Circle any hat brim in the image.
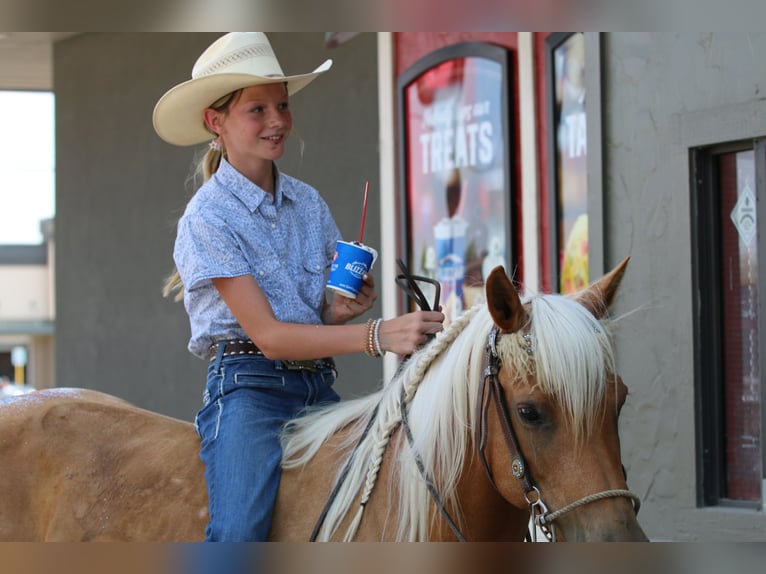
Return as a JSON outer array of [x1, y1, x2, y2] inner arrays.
[[153, 59, 332, 146]]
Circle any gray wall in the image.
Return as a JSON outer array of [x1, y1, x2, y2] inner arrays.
[[601, 32, 766, 540], [54, 33, 382, 420]]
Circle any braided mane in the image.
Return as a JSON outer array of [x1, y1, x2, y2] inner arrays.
[[280, 292, 615, 541]]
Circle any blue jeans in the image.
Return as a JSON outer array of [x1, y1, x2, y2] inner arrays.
[[195, 348, 339, 541]]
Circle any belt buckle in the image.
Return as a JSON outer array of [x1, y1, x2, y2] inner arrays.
[[283, 359, 320, 372]]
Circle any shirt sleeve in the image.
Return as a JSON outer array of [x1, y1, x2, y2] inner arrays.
[[174, 212, 251, 291]]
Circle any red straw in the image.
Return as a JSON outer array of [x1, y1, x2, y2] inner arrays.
[[359, 180, 370, 243]]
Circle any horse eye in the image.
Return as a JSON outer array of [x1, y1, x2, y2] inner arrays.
[[516, 404, 543, 424]]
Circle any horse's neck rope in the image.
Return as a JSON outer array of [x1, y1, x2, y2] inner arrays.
[[342, 307, 479, 542]]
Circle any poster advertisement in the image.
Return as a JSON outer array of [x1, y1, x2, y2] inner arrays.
[[399, 45, 511, 326], [551, 32, 588, 294]]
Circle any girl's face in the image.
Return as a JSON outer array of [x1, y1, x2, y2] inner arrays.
[[207, 83, 292, 167]]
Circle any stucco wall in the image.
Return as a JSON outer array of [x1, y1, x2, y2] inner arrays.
[[601, 32, 766, 540], [54, 33, 382, 420]]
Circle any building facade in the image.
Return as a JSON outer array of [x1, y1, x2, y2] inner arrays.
[[39, 32, 766, 541]]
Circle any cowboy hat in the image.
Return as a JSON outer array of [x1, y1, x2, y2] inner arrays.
[[153, 32, 332, 146]]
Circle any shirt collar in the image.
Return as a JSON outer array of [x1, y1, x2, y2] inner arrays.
[[215, 158, 294, 212]]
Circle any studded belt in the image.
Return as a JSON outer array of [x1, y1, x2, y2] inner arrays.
[[208, 339, 335, 372]]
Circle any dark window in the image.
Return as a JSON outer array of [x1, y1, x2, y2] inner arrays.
[[693, 139, 765, 508]]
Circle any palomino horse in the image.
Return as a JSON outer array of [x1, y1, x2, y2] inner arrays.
[[0, 259, 646, 541]]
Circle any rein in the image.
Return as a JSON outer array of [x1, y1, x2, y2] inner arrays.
[[308, 402, 379, 541], [477, 326, 641, 542], [399, 385, 466, 541], [309, 259, 441, 541]]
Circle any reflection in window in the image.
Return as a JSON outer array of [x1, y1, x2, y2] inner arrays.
[[719, 149, 761, 503]]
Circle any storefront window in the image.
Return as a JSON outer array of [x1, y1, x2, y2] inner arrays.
[[694, 140, 765, 509], [398, 43, 513, 326]]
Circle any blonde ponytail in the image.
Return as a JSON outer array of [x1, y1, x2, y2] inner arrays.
[[162, 144, 225, 301], [162, 269, 185, 301]]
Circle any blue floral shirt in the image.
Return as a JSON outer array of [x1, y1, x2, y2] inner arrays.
[[173, 158, 341, 359]]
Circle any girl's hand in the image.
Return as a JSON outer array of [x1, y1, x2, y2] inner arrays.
[[323, 274, 378, 325], [377, 310, 445, 356]]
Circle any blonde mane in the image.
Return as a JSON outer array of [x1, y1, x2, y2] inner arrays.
[[280, 292, 615, 541]]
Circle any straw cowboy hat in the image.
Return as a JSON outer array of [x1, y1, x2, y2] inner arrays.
[[153, 32, 332, 146]]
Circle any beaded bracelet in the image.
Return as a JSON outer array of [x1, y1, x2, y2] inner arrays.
[[364, 318, 379, 358], [372, 318, 384, 357]]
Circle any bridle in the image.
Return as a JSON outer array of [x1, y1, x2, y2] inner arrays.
[[476, 326, 641, 542], [311, 262, 640, 542]]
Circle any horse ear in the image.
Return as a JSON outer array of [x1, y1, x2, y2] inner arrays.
[[486, 266, 527, 333], [574, 256, 630, 319]]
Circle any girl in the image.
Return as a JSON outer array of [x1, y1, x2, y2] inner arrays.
[[152, 32, 444, 541]]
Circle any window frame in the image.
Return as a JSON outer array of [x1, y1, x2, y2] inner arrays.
[[691, 137, 766, 509]]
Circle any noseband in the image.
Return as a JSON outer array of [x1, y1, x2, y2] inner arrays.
[[477, 326, 641, 542]]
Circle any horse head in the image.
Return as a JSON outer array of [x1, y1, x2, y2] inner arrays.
[[482, 257, 647, 541]]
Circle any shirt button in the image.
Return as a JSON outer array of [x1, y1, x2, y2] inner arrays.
[[259, 271, 265, 277], [271, 223, 277, 229], [315, 265, 321, 271]]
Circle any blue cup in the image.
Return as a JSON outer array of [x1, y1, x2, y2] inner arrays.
[[326, 240, 378, 299]]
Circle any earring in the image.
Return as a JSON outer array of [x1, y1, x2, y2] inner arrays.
[[209, 137, 222, 152]]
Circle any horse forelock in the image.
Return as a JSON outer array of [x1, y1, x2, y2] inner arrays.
[[496, 292, 616, 445]]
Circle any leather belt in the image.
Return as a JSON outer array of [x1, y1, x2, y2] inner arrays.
[[208, 339, 335, 373]]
